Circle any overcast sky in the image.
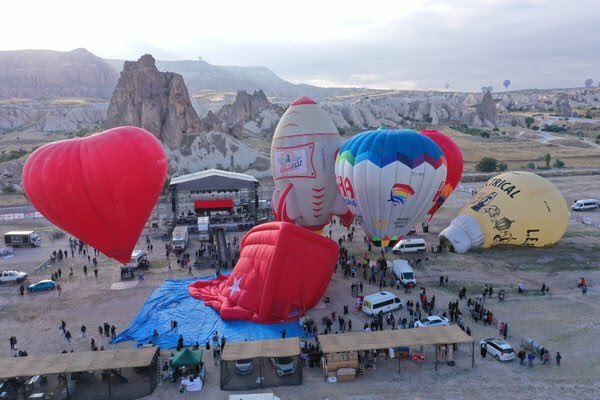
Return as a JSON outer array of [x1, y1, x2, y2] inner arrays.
[[3, 0, 599, 91]]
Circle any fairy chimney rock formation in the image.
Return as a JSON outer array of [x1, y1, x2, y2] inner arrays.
[[105, 54, 201, 148]]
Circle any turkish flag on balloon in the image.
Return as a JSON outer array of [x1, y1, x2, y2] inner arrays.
[[22, 126, 167, 264], [189, 222, 339, 323]]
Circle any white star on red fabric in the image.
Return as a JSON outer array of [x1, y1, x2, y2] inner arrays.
[[230, 276, 242, 296]]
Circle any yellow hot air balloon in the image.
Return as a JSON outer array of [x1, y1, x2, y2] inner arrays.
[[439, 171, 569, 253]]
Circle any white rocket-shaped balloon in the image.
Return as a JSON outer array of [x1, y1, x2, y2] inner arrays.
[[271, 97, 353, 231]]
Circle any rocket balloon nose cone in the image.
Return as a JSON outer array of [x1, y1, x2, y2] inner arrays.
[[291, 96, 318, 106]]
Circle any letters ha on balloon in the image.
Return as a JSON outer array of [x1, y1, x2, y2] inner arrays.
[[22, 126, 167, 264], [335, 129, 447, 249]]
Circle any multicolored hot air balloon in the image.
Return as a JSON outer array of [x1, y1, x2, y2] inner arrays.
[[271, 97, 353, 231], [335, 129, 447, 248], [419, 129, 464, 220]]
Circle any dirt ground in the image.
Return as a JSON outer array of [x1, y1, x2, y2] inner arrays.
[[1, 175, 599, 400]]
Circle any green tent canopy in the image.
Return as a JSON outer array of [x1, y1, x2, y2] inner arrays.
[[171, 348, 203, 368]]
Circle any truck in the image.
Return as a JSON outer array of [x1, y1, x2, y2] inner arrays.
[[197, 217, 210, 241], [172, 225, 189, 250], [4, 231, 42, 247], [0, 270, 28, 283]]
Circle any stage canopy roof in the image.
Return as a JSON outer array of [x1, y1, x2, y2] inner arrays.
[[0, 347, 157, 379], [222, 338, 300, 361], [319, 325, 473, 354], [170, 169, 259, 192]]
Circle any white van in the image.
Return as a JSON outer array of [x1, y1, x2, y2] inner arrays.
[[127, 250, 147, 269], [362, 291, 403, 316], [571, 199, 599, 211], [391, 260, 417, 288], [392, 238, 426, 254]]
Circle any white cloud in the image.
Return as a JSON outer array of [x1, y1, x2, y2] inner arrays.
[[1, 0, 599, 91]]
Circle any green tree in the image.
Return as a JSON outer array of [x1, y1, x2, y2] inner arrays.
[[525, 117, 534, 128], [553, 159, 565, 168], [526, 162, 536, 169], [475, 157, 499, 172], [497, 162, 508, 171], [544, 154, 551, 167]]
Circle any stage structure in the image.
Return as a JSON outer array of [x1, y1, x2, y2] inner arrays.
[[169, 169, 263, 228]]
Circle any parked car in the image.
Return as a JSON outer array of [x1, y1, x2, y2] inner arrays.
[[414, 315, 449, 328], [0, 270, 28, 283], [271, 357, 295, 376], [27, 279, 56, 293], [480, 338, 516, 361], [235, 359, 253, 375]]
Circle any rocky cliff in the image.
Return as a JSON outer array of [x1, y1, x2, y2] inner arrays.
[[475, 91, 498, 126], [105, 54, 202, 148], [0, 49, 118, 99], [554, 93, 573, 118]]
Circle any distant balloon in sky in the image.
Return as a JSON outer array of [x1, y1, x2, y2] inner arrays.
[[335, 129, 447, 248], [584, 78, 593, 87], [22, 126, 167, 264], [503, 79, 511, 89], [445, 83, 450, 89], [439, 171, 568, 254]]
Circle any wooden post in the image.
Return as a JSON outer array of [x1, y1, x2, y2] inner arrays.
[[471, 342, 475, 368], [435, 346, 438, 371]]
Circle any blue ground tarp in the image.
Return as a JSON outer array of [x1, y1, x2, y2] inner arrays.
[[113, 277, 304, 348]]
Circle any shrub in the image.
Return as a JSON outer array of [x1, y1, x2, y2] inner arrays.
[[3, 184, 16, 193], [553, 159, 565, 168], [497, 162, 508, 171], [475, 157, 499, 172], [527, 162, 536, 169]]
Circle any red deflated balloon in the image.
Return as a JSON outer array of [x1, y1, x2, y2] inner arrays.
[[22, 126, 167, 264], [189, 222, 338, 323], [419, 129, 463, 220]]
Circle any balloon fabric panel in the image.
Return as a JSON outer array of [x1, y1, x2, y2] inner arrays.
[[22, 126, 167, 264], [189, 222, 338, 323]]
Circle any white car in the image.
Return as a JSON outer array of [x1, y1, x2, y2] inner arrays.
[[0, 270, 28, 284], [414, 316, 450, 328], [480, 338, 516, 361], [271, 357, 295, 376], [235, 359, 253, 375]]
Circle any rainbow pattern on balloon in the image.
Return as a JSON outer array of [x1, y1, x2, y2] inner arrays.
[[388, 183, 415, 204]]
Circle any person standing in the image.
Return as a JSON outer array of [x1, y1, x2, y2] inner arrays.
[[480, 343, 487, 358], [65, 330, 72, 343], [94, 266, 98, 278], [110, 325, 117, 340], [56, 283, 63, 296], [556, 352, 561, 366], [83, 265, 88, 277], [518, 349, 526, 365], [503, 322, 508, 340], [81, 325, 87, 339], [528, 352, 535, 367]]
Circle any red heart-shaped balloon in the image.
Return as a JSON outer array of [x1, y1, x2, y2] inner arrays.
[[22, 126, 167, 264]]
